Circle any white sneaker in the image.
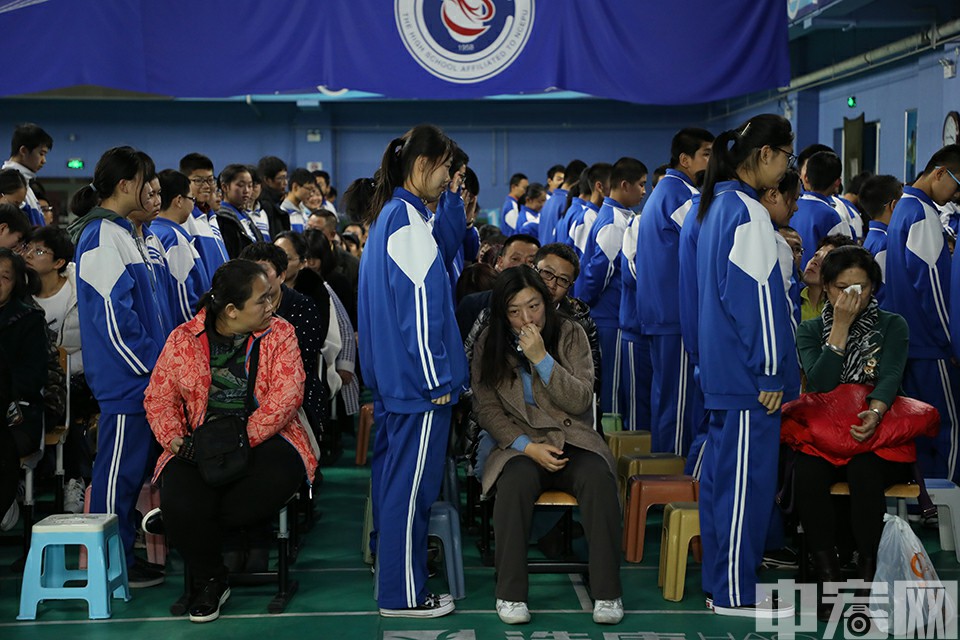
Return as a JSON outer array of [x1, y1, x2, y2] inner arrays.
[[1, 501, 18, 531], [496, 599, 531, 624], [63, 478, 86, 514], [593, 598, 624, 624]]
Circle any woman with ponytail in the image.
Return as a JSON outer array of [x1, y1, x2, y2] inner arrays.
[[66, 146, 168, 588], [694, 115, 799, 619], [358, 125, 466, 618]]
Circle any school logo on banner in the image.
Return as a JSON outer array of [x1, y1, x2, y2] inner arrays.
[[395, 0, 535, 84]]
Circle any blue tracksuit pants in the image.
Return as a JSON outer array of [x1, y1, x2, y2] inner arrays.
[[596, 325, 622, 417], [683, 366, 709, 479], [902, 358, 960, 483], [618, 332, 653, 432], [371, 402, 452, 609], [649, 334, 697, 454], [89, 412, 157, 567], [699, 407, 780, 608]]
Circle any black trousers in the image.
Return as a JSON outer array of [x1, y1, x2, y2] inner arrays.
[[794, 451, 910, 559], [159, 435, 304, 580], [1, 407, 43, 519], [493, 445, 622, 601]]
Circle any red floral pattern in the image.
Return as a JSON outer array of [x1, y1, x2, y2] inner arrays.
[[145, 309, 317, 483]]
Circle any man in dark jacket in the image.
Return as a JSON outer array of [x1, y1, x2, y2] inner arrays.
[[257, 156, 290, 240]]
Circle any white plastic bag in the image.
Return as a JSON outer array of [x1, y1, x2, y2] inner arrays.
[[869, 513, 957, 635]]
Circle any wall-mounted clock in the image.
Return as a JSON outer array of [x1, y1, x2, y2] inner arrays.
[[945, 111, 960, 146]]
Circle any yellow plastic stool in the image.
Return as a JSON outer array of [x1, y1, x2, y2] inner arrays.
[[605, 430, 652, 460], [616, 453, 685, 504], [657, 501, 701, 602]]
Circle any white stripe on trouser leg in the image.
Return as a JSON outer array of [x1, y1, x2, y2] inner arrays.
[[674, 348, 688, 455], [727, 410, 748, 606], [611, 329, 622, 415], [692, 439, 705, 480], [937, 360, 959, 479], [106, 415, 125, 515], [404, 411, 433, 608], [627, 342, 636, 430]]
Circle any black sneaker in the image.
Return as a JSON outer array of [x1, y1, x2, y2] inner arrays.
[[760, 547, 799, 570], [713, 595, 795, 619], [379, 593, 455, 618], [141, 507, 165, 536], [189, 577, 231, 623], [128, 562, 165, 588]]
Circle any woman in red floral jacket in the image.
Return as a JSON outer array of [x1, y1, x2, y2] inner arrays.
[[145, 259, 317, 624]]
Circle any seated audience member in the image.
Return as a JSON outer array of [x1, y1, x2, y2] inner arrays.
[[0, 168, 28, 209], [239, 243, 328, 445], [304, 228, 356, 328], [456, 233, 540, 339], [25, 226, 95, 512], [31, 181, 55, 226], [144, 260, 317, 623], [0, 248, 47, 530], [800, 234, 857, 321], [0, 203, 30, 250], [456, 262, 497, 305], [245, 166, 271, 241], [342, 232, 361, 258], [152, 170, 212, 326], [340, 177, 376, 225], [471, 266, 621, 625], [791, 246, 911, 620], [255, 156, 288, 239]]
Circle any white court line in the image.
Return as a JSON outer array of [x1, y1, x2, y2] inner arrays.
[[568, 573, 593, 611], [0, 609, 715, 627]]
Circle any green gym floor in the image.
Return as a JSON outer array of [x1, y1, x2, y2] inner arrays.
[[1, 431, 957, 640]]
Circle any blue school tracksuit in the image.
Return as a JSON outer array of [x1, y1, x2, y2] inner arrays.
[[518, 207, 539, 237], [280, 199, 307, 233], [696, 181, 798, 609], [579, 196, 632, 416], [863, 220, 889, 306], [636, 170, 700, 454], [557, 197, 586, 252], [359, 187, 468, 609], [834, 195, 863, 241], [677, 201, 709, 478], [537, 188, 567, 246], [73, 210, 168, 568], [793, 191, 852, 269], [500, 195, 520, 236], [185, 205, 227, 279], [432, 189, 471, 294], [619, 214, 652, 431], [150, 217, 212, 326], [886, 186, 959, 483], [573, 201, 601, 262]]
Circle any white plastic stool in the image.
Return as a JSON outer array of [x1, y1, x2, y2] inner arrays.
[[925, 478, 960, 562]]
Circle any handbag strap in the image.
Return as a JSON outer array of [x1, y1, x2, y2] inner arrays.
[[244, 335, 263, 418]]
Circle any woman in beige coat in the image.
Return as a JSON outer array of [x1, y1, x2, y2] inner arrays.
[[472, 266, 622, 626]]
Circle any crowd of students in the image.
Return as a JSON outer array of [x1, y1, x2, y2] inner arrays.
[[1, 118, 959, 625]]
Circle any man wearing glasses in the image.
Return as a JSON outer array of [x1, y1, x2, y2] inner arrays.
[[886, 144, 960, 487]]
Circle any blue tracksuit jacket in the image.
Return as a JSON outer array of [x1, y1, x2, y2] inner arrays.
[[500, 195, 519, 236], [793, 191, 851, 269], [636, 169, 699, 335], [150, 217, 212, 326], [863, 220, 888, 306], [359, 188, 469, 413], [537, 188, 567, 246], [578, 197, 632, 328]]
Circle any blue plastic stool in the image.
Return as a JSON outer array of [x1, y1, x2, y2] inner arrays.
[[428, 500, 465, 600], [18, 514, 131, 620], [373, 501, 465, 602]]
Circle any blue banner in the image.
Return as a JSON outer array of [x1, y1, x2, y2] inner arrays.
[[1, 0, 790, 105]]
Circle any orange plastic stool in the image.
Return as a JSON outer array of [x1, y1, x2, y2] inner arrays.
[[355, 403, 374, 465], [623, 474, 698, 563]]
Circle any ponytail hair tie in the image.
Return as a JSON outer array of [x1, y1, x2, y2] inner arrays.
[[739, 123, 751, 138], [89, 182, 97, 193], [394, 144, 404, 157]]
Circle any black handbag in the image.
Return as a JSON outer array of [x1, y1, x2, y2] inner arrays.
[[191, 336, 262, 487]]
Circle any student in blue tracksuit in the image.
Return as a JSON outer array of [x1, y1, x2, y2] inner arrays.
[[889, 145, 960, 483], [66, 146, 167, 588], [792, 151, 850, 270], [152, 170, 212, 326], [517, 183, 547, 237], [359, 125, 468, 619], [446, 167, 481, 294], [539, 160, 586, 247], [858, 175, 903, 307], [578, 157, 647, 418], [695, 114, 797, 619], [636, 128, 713, 452], [3, 123, 52, 227], [618, 213, 652, 432], [500, 173, 528, 236], [572, 164, 613, 262], [179, 153, 227, 279], [432, 146, 470, 293]]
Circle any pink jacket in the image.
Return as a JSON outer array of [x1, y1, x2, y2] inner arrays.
[[145, 309, 317, 483]]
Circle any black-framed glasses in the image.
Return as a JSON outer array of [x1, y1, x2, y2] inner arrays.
[[189, 176, 216, 186], [774, 147, 797, 168], [183, 195, 197, 204], [536, 266, 573, 290]]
